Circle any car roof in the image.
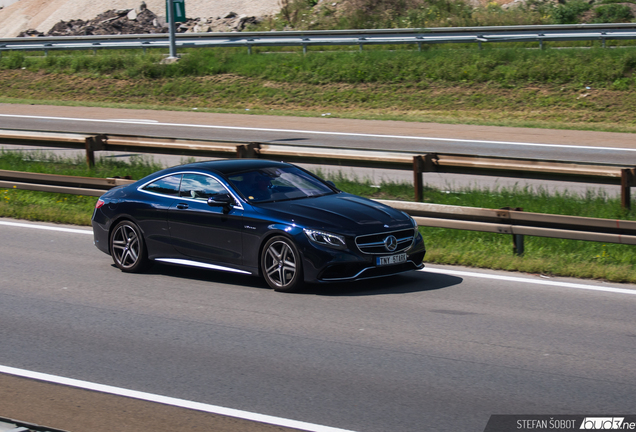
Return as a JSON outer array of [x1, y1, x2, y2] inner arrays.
[[166, 159, 291, 176]]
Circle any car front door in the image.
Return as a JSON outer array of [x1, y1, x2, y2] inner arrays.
[[167, 173, 244, 266]]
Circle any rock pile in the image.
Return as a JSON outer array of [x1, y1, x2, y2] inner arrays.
[[19, 4, 167, 36], [179, 12, 260, 33], [17, 4, 262, 37]]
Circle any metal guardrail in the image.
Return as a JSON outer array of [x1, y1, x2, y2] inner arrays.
[[0, 169, 132, 197], [1, 24, 636, 54], [1, 169, 634, 247], [413, 153, 636, 209], [380, 200, 636, 246], [1, 129, 634, 208]]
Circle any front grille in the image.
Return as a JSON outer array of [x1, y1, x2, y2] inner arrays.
[[355, 228, 415, 255]]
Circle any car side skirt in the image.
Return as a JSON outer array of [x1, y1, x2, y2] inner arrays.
[[155, 258, 254, 275]]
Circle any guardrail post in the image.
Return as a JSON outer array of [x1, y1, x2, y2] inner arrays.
[[500, 207, 524, 255], [413, 154, 438, 202], [621, 168, 635, 209], [237, 142, 261, 159], [513, 234, 525, 256], [358, 37, 366, 51], [413, 156, 424, 202], [84, 135, 106, 168], [512, 207, 524, 256], [302, 38, 310, 56]]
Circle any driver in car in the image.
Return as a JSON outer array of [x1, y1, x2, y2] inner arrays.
[[243, 170, 272, 201]]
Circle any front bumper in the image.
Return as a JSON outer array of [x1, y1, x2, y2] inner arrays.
[[300, 231, 426, 283]]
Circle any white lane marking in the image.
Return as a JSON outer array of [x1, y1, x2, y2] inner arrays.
[[0, 220, 93, 235], [0, 365, 356, 432], [110, 119, 159, 123], [422, 267, 636, 296], [3, 220, 635, 296], [1, 113, 634, 153]]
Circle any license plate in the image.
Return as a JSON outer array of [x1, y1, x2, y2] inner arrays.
[[376, 253, 407, 266]]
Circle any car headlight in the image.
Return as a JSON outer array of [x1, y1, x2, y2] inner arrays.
[[304, 229, 346, 249]]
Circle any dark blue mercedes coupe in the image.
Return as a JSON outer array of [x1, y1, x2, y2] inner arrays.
[[92, 159, 426, 292]]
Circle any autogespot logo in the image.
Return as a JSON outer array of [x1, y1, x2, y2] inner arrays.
[[384, 235, 398, 252], [483, 415, 636, 431], [580, 418, 631, 429]]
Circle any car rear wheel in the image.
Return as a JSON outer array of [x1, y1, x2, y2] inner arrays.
[[261, 236, 303, 292], [110, 220, 149, 273]]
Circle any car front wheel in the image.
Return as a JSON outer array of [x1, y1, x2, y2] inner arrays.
[[261, 236, 303, 292], [110, 220, 149, 273]]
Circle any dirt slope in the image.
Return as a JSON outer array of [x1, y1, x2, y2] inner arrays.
[[0, 0, 281, 37]]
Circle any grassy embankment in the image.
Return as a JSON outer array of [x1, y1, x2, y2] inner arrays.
[[1, 151, 634, 283], [3, 0, 636, 131], [1, 45, 636, 131]]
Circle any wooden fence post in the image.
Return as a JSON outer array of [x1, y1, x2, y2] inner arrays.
[[236, 142, 261, 159], [621, 168, 635, 210], [413, 156, 424, 202], [84, 135, 106, 168]]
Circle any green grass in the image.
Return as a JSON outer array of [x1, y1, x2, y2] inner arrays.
[[0, 150, 164, 225], [1, 152, 633, 283], [3, 45, 636, 133], [0, 188, 96, 225], [0, 149, 163, 178], [4, 46, 636, 88]]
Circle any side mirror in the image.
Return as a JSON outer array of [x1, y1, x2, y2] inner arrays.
[[207, 193, 234, 210]]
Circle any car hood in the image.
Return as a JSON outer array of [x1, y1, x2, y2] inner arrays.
[[254, 193, 413, 235]]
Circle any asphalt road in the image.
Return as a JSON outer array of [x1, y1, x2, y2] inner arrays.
[[1, 104, 636, 165], [1, 103, 635, 196], [1, 218, 635, 432]]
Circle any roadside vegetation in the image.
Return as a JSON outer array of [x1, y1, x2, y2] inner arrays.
[[2, 44, 636, 131], [263, 0, 636, 30], [0, 150, 161, 224], [0, 151, 634, 283], [1, 0, 636, 131]]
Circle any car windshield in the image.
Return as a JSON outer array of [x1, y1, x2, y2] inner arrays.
[[227, 166, 335, 203]]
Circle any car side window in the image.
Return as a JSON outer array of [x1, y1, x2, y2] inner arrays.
[[179, 174, 226, 200], [142, 174, 182, 196]]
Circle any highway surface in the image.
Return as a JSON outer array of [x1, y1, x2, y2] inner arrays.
[[2, 104, 636, 196], [1, 104, 636, 431], [1, 218, 635, 432], [1, 104, 636, 165]]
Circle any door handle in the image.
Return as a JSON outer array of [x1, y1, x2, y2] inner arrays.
[[176, 203, 189, 210]]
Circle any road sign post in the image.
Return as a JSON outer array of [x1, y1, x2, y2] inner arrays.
[[165, 0, 186, 60]]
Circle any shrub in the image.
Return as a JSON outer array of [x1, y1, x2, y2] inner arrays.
[[592, 3, 635, 23], [551, 0, 592, 23]]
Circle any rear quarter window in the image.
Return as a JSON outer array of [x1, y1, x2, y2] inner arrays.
[[142, 174, 182, 196]]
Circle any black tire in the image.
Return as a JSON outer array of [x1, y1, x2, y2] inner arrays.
[[261, 236, 303, 292], [110, 220, 150, 273]]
